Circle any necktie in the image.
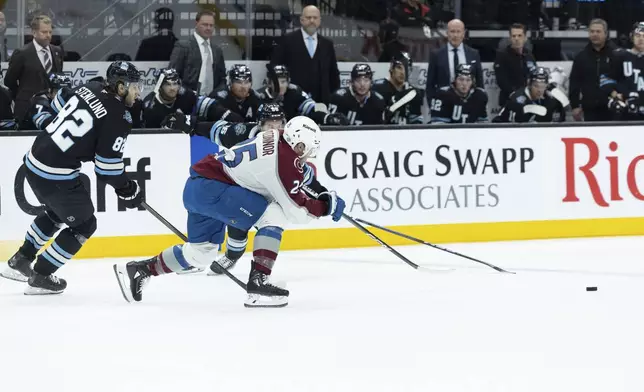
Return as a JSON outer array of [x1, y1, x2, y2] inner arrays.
[[202, 40, 213, 94], [452, 48, 459, 75], [42, 49, 52, 73], [1, 38, 7, 62], [306, 36, 315, 58]]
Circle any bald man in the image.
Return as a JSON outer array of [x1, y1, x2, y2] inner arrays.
[[270, 5, 340, 104], [425, 19, 483, 105]]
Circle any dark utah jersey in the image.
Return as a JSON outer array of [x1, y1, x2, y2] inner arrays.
[[430, 86, 488, 123], [256, 84, 326, 124], [494, 87, 564, 123], [372, 78, 423, 124], [601, 49, 644, 97], [25, 83, 133, 190], [142, 87, 217, 128], [194, 120, 260, 148], [22, 86, 74, 130], [210, 87, 262, 122], [328, 88, 386, 125]]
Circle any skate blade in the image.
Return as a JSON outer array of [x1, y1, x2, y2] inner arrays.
[[176, 266, 205, 275], [244, 293, 288, 308], [0, 267, 29, 283], [24, 286, 64, 295], [113, 264, 134, 303]]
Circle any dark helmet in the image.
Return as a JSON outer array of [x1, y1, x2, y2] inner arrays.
[[48, 72, 72, 90], [158, 68, 180, 84], [351, 63, 373, 80], [632, 21, 644, 37], [228, 64, 252, 83], [269, 64, 290, 81], [390, 51, 413, 81], [106, 61, 141, 95], [529, 66, 549, 84], [258, 103, 285, 122], [454, 64, 475, 85]]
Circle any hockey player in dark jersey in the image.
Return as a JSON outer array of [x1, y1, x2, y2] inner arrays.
[[494, 67, 565, 123], [210, 64, 263, 122], [430, 64, 488, 123], [0, 61, 145, 295], [373, 52, 424, 124], [600, 22, 644, 120], [256, 64, 348, 125], [20, 72, 73, 130], [328, 64, 386, 125], [142, 68, 222, 128]]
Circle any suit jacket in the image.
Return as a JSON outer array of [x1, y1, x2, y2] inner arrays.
[[270, 30, 340, 104], [4, 42, 64, 119], [425, 44, 483, 103], [135, 31, 178, 62], [168, 35, 226, 94]]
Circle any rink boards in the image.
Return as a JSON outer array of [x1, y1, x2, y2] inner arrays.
[[1, 124, 644, 259]]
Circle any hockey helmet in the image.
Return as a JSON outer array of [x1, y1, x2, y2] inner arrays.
[[228, 64, 252, 83], [157, 68, 181, 86], [48, 72, 72, 90], [632, 22, 644, 38], [283, 116, 321, 159], [455, 64, 475, 84], [529, 67, 549, 85], [268, 64, 290, 81], [390, 51, 413, 80], [258, 103, 286, 132], [351, 63, 374, 80], [106, 61, 142, 95]]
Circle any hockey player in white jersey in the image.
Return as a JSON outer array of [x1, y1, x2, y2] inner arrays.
[[113, 116, 346, 308]]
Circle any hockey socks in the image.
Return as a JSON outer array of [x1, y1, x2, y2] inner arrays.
[[33, 217, 96, 276], [251, 226, 283, 274], [19, 211, 64, 260], [148, 245, 191, 276], [226, 226, 248, 262]]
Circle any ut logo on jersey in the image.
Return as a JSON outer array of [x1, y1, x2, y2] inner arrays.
[[451, 106, 468, 122], [623, 61, 644, 91]]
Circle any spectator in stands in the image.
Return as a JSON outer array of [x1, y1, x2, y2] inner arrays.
[[494, 23, 536, 107], [135, 7, 177, 62], [569, 18, 617, 122], [270, 5, 340, 105], [425, 19, 483, 105], [4, 15, 63, 121], [169, 10, 226, 95], [392, 0, 432, 27], [378, 19, 409, 62], [0, 11, 7, 62]]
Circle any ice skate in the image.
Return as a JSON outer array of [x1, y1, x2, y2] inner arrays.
[[113, 258, 153, 303], [244, 267, 289, 308], [24, 271, 66, 295], [175, 266, 205, 275], [1, 252, 33, 282], [207, 255, 239, 276]]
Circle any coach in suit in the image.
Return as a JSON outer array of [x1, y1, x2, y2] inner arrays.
[[270, 5, 340, 104], [5, 15, 63, 120], [169, 10, 226, 95], [425, 19, 483, 103]]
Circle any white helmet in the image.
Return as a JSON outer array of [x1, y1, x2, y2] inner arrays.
[[283, 116, 321, 158]]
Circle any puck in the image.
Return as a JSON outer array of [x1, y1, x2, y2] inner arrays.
[[586, 287, 598, 292]]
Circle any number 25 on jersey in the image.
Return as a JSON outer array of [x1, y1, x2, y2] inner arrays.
[[45, 96, 94, 152]]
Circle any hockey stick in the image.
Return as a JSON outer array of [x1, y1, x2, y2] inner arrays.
[[343, 213, 420, 270], [523, 104, 548, 117], [388, 89, 417, 114], [353, 217, 515, 274], [141, 201, 248, 290]]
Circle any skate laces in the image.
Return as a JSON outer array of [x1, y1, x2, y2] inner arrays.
[[49, 275, 61, 284], [137, 275, 151, 294]]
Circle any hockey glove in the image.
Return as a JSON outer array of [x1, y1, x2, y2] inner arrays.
[[115, 180, 145, 210], [324, 113, 350, 125], [318, 191, 346, 222], [161, 112, 196, 135], [608, 97, 627, 114], [627, 92, 640, 114]]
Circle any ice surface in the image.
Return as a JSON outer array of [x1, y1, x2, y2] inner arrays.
[[2, 236, 644, 392]]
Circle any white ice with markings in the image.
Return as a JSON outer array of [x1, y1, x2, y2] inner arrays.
[[2, 236, 643, 392]]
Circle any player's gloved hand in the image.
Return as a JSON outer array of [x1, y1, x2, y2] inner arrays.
[[215, 147, 236, 162], [0, 119, 18, 130], [324, 113, 349, 126], [318, 191, 346, 222], [115, 180, 145, 209], [161, 112, 195, 135], [608, 97, 627, 114], [627, 92, 640, 114]]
